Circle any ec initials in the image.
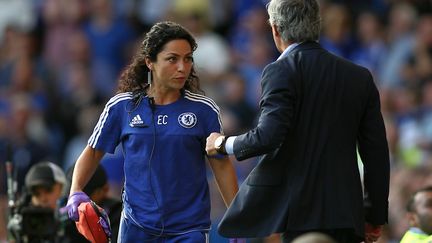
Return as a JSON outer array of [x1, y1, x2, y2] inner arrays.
[[157, 115, 168, 125]]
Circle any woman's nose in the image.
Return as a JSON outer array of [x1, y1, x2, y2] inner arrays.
[[177, 61, 185, 72]]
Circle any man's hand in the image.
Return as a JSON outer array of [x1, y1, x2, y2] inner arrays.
[[365, 223, 383, 243], [206, 132, 223, 156], [62, 191, 91, 221]]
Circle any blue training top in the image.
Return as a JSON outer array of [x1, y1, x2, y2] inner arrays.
[[88, 90, 222, 235]]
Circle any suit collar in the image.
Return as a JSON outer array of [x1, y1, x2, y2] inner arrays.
[[291, 41, 322, 53]]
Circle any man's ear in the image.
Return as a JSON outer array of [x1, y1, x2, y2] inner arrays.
[[271, 24, 281, 38], [270, 24, 285, 53], [407, 212, 419, 227]]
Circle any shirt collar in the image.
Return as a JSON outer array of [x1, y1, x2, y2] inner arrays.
[[277, 42, 300, 60], [409, 227, 427, 235]]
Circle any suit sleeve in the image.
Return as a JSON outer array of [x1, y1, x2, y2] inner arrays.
[[357, 72, 390, 225], [233, 61, 297, 161]]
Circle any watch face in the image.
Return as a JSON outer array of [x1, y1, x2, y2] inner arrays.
[[215, 136, 224, 148]]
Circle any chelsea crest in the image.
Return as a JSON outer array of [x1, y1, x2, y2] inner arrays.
[[178, 112, 197, 128]]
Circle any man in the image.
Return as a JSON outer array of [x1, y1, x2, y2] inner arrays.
[[8, 161, 67, 242], [400, 186, 432, 242], [24, 161, 67, 210], [205, 0, 390, 242]]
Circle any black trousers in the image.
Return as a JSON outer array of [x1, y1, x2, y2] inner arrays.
[[281, 228, 363, 243]]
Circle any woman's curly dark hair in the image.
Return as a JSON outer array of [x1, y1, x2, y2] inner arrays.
[[117, 21, 202, 95]]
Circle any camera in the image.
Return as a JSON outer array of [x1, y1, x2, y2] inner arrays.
[[8, 205, 62, 243], [22, 206, 58, 238], [5, 161, 71, 242]]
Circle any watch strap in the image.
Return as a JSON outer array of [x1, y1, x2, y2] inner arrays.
[[216, 136, 228, 155]]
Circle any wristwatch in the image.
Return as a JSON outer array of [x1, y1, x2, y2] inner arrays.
[[214, 135, 228, 155]]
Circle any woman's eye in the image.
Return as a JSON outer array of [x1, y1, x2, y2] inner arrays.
[[185, 56, 193, 63], [168, 57, 176, 62]]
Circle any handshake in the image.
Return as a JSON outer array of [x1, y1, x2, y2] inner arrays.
[[61, 192, 111, 242]]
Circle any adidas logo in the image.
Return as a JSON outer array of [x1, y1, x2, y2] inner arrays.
[[130, 115, 145, 127]]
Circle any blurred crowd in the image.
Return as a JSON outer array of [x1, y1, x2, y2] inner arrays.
[[1, 0, 432, 242]]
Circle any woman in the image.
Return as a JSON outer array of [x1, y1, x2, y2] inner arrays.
[[64, 21, 239, 242]]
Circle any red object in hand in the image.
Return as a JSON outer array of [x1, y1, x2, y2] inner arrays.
[[76, 201, 111, 243]]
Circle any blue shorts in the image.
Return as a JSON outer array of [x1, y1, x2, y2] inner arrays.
[[118, 213, 209, 243]]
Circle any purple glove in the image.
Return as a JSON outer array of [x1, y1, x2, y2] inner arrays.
[[229, 239, 246, 243], [63, 191, 91, 221], [98, 205, 112, 238]]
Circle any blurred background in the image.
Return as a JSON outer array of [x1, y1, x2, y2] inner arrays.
[[0, 0, 432, 242]]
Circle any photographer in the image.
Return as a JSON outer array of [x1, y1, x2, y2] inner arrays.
[[8, 161, 67, 243]]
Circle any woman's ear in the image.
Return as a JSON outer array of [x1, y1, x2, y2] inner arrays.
[[145, 57, 152, 70]]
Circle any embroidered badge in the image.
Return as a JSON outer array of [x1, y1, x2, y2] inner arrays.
[[178, 112, 197, 128]]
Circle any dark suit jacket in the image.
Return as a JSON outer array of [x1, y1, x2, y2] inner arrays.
[[218, 42, 390, 238]]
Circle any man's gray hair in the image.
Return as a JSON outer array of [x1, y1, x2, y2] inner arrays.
[[267, 0, 321, 42]]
